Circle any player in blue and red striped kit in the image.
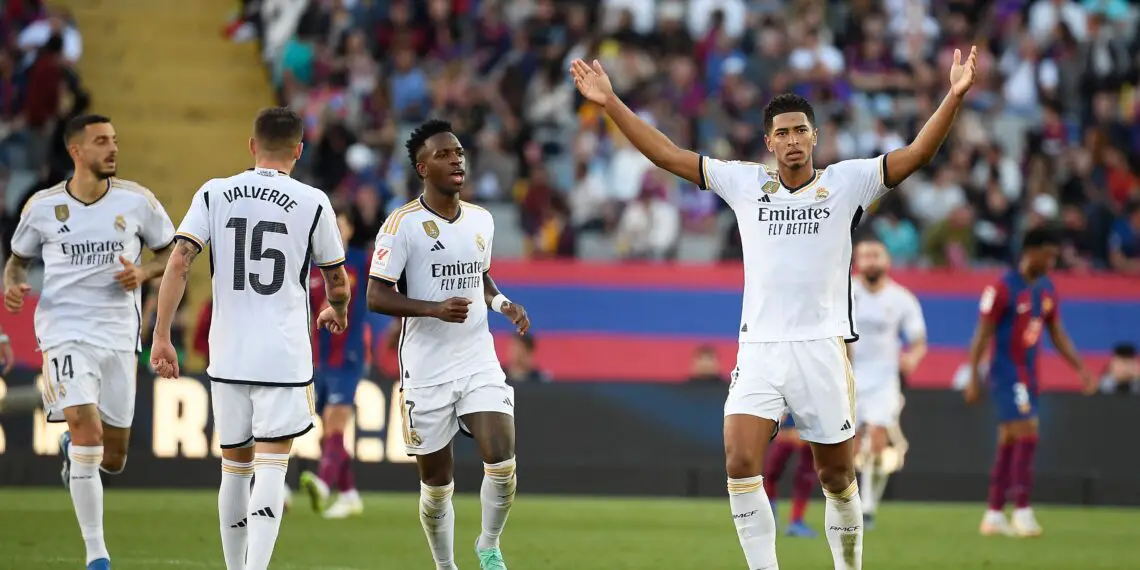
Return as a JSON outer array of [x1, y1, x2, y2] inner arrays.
[[300, 208, 376, 519], [965, 227, 1095, 537]]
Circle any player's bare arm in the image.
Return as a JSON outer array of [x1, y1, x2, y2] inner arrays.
[[569, 58, 702, 187], [366, 277, 470, 323], [483, 272, 530, 335], [114, 243, 174, 291], [150, 239, 199, 378], [965, 319, 995, 404], [2, 254, 32, 314], [900, 336, 929, 376], [882, 46, 978, 188], [318, 265, 351, 334], [0, 324, 12, 374], [1045, 316, 1095, 394]]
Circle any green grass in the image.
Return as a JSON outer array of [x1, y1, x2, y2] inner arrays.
[[1, 489, 1137, 569]]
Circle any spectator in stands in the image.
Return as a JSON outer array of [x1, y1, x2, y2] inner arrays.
[[505, 334, 551, 384], [688, 345, 727, 384], [16, 7, 81, 66], [1107, 200, 1140, 273], [1099, 343, 1140, 395]]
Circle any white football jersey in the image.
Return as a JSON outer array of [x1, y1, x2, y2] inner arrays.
[[701, 155, 891, 342], [850, 278, 927, 390], [369, 197, 500, 388], [10, 178, 175, 352], [176, 167, 345, 386]]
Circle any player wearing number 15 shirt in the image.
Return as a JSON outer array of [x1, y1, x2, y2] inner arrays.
[[151, 108, 349, 570], [965, 227, 1094, 539]]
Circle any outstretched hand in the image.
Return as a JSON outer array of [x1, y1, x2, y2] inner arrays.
[[569, 59, 615, 106], [949, 45, 978, 98]]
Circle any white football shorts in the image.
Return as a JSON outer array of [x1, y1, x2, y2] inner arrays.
[[41, 341, 137, 428], [724, 337, 856, 445], [398, 368, 514, 456], [855, 372, 902, 429], [210, 380, 316, 449]]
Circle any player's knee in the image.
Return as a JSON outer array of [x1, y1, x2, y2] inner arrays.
[[479, 436, 514, 465], [100, 450, 128, 474], [816, 464, 855, 494], [68, 420, 103, 446], [725, 450, 764, 479]]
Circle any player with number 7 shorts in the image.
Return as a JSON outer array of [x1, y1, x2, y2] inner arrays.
[[4, 114, 176, 570]]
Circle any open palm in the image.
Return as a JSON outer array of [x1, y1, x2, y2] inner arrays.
[[949, 45, 978, 97], [570, 59, 614, 106]]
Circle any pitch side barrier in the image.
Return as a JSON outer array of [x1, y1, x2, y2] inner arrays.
[[0, 371, 1133, 506]]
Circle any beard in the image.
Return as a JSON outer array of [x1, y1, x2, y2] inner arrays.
[[91, 159, 116, 180], [863, 269, 885, 284]]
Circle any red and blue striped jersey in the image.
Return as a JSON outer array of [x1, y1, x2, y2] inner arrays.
[[310, 246, 371, 370], [978, 270, 1059, 392]]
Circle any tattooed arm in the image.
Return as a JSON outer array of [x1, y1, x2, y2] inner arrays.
[[320, 265, 351, 316], [153, 240, 198, 344]]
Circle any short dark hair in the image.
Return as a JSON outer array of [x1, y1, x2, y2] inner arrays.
[[405, 119, 454, 174], [1113, 343, 1137, 358], [64, 114, 111, 144], [253, 107, 304, 152], [1022, 226, 1062, 250], [763, 93, 816, 133]]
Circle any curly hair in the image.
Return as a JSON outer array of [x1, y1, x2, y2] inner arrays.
[[405, 119, 454, 178]]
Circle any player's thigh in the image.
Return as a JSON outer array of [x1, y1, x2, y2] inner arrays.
[[456, 369, 515, 461], [249, 384, 316, 445], [400, 382, 460, 457], [41, 343, 101, 431], [416, 441, 455, 486], [96, 348, 138, 430], [783, 338, 856, 445], [724, 414, 779, 478], [211, 381, 255, 450]]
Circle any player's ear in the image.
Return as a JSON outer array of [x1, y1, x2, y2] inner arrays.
[[811, 128, 819, 146], [763, 135, 771, 153], [248, 137, 257, 158], [294, 142, 304, 161]]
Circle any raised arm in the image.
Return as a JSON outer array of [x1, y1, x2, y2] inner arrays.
[[883, 46, 978, 188], [570, 59, 702, 187]]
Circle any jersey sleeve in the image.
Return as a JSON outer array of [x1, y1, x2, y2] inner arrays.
[[979, 281, 1009, 325], [175, 184, 213, 251], [482, 220, 494, 272], [901, 292, 928, 342], [9, 206, 43, 259], [310, 201, 346, 268], [369, 213, 409, 284], [834, 155, 892, 209], [1043, 289, 1060, 325], [138, 192, 175, 250], [698, 156, 766, 204]]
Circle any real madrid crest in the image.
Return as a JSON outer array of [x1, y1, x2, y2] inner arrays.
[[54, 204, 70, 222], [761, 180, 779, 194], [475, 233, 486, 252], [815, 187, 829, 201], [114, 214, 127, 231], [422, 220, 440, 239], [408, 430, 423, 446]]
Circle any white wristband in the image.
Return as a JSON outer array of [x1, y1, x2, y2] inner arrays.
[[491, 294, 511, 313]]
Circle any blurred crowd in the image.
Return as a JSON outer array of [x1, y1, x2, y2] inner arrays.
[[0, 1, 90, 255], [241, 0, 1140, 270]]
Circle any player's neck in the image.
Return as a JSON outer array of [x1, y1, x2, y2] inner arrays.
[[421, 188, 460, 218], [777, 160, 815, 189], [253, 160, 293, 176], [1018, 263, 1044, 282], [68, 171, 110, 204]]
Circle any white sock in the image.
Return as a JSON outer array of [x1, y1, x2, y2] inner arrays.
[[871, 466, 890, 514], [244, 453, 289, 570], [728, 476, 779, 570], [219, 459, 253, 570], [859, 468, 875, 515], [69, 445, 110, 564], [420, 481, 456, 569], [478, 457, 517, 550], [824, 481, 864, 570]]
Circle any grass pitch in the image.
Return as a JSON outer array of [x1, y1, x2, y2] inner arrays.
[[1, 489, 1136, 569]]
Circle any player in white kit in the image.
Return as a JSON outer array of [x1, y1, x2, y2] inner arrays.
[[4, 115, 176, 570], [366, 120, 530, 570], [150, 108, 350, 570], [571, 47, 976, 569], [849, 239, 927, 529]]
